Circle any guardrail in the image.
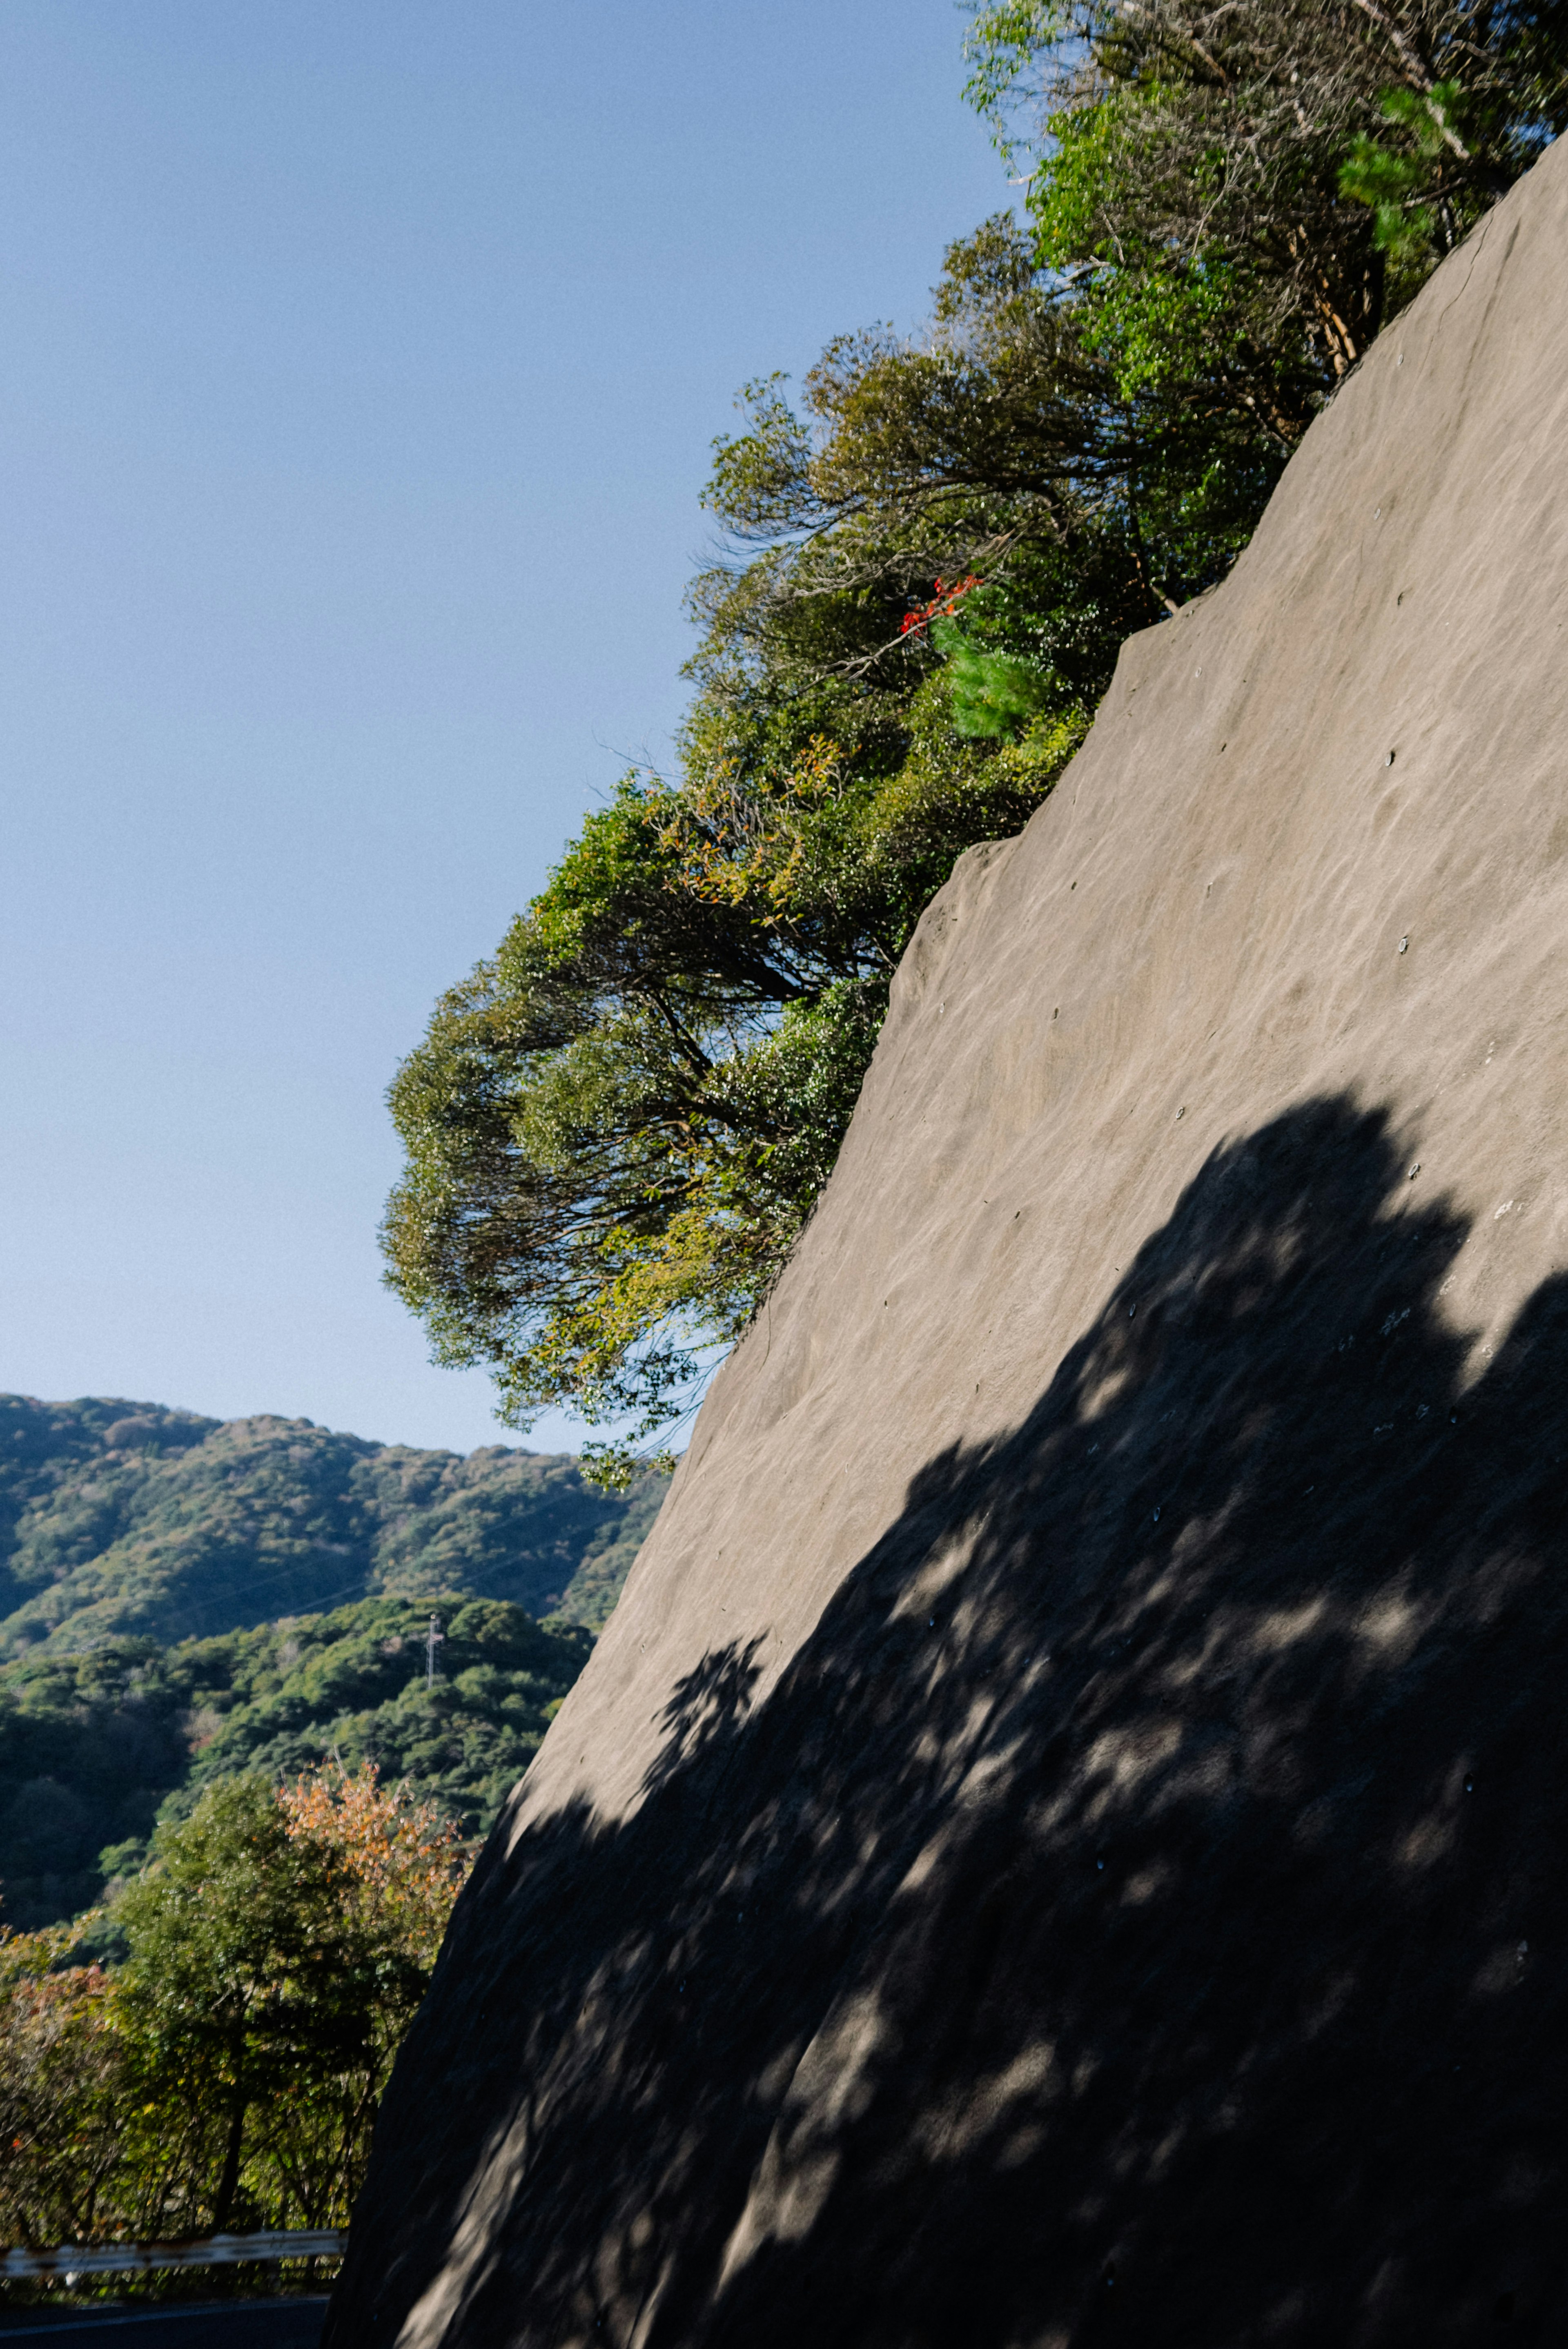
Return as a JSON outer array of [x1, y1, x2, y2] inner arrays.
[[1, 2230, 346, 2280]]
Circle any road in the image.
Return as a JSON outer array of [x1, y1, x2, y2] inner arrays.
[[0, 2302, 328, 2349]]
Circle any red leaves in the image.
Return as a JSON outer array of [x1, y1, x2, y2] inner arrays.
[[899, 574, 983, 638]]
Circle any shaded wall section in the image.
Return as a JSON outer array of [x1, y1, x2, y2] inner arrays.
[[329, 134, 1568, 2349]]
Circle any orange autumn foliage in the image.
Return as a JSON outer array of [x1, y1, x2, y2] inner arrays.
[[278, 1761, 472, 1981]]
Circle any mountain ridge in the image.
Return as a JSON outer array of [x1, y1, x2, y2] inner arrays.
[[0, 1392, 666, 1654], [0, 1394, 667, 1930]]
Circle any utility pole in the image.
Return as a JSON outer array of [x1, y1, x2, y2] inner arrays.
[[425, 1612, 444, 1690]]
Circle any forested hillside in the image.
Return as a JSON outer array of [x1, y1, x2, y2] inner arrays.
[[0, 1393, 666, 1653], [0, 1395, 667, 1928], [0, 1598, 592, 1930]]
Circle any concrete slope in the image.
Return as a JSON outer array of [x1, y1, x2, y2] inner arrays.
[[329, 138, 1568, 2348]]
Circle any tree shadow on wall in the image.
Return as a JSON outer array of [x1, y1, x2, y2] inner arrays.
[[331, 1096, 1568, 2349]]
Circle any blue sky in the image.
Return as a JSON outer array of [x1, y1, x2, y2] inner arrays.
[[0, 1, 1012, 1457]]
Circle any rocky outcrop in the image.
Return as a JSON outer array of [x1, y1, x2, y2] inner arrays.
[[328, 136, 1568, 2347]]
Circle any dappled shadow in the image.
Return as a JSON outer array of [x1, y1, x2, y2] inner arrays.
[[328, 1098, 1568, 2347], [642, 1637, 766, 1800]]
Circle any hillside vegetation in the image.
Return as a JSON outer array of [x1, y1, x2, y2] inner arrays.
[[0, 1393, 665, 1653], [0, 1400, 666, 2241], [0, 1767, 472, 2246], [0, 1598, 592, 1932], [0, 1396, 666, 1929]]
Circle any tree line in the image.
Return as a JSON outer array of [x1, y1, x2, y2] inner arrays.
[[381, 0, 1566, 1482], [0, 1395, 667, 1656], [0, 1419, 639, 2265]]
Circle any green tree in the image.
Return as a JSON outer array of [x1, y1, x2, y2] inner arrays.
[[0, 1770, 468, 2250], [0, 1923, 126, 2246], [380, 227, 1188, 1472], [383, 6, 1561, 1473], [964, 1, 1568, 404], [114, 1773, 461, 2233]]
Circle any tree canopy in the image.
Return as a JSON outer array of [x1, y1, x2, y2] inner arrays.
[[966, 2, 1567, 383], [0, 1764, 469, 2252], [382, 0, 1563, 1476]]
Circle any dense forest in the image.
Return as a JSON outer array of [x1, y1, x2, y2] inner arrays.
[[0, 1400, 666, 2258], [0, 1597, 592, 1934], [0, 1767, 472, 2247], [0, 1401, 668, 2255], [0, 1394, 665, 1652], [0, 1395, 665, 1931]]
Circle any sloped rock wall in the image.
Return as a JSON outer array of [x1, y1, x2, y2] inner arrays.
[[329, 138, 1568, 2347]]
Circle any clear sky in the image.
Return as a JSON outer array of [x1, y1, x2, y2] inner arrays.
[[0, 1, 1012, 1458]]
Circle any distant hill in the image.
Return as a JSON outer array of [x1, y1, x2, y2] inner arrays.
[[0, 1395, 669, 1655], [0, 1395, 671, 1930]]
